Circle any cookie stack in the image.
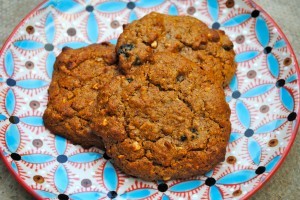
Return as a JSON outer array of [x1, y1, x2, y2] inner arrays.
[[43, 12, 236, 181]]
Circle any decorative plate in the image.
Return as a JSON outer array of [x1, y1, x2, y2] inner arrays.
[[0, 0, 299, 199]]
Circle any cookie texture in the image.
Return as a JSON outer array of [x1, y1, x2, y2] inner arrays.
[[92, 53, 231, 181], [43, 43, 119, 149], [116, 12, 236, 86]]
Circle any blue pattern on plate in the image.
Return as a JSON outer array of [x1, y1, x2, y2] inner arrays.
[[217, 170, 256, 184], [20, 116, 44, 126], [236, 100, 251, 128], [168, 4, 178, 16], [169, 180, 203, 192], [120, 189, 157, 199], [235, 51, 260, 62], [70, 192, 105, 200], [255, 119, 286, 134], [22, 154, 55, 163], [103, 161, 118, 191], [55, 135, 67, 155], [16, 79, 48, 89], [223, 14, 251, 27], [248, 137, 261, 165], [207, 0, 219, 22], [267, 53, 280, 78], [69, 152, 102, 163], [5, 50, 14, 76], [55, 164, 69, 193], [6, 89, 15, 115], [242, 84, 273, 98], [5, 124, 20, 153], [229, 132, 242, 142], [256, 16, 269, 47], [210, 185, 222, 200], [87, 13, 99, 43], [280, 88, 294, 111]]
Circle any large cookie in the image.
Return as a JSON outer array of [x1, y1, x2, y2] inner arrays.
[[92, 52, 231, 181], [43, 43, 119, 149], [116, 12, 236, 87]]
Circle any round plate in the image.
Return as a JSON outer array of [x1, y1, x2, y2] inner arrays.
[[0, 0, 299, 199]]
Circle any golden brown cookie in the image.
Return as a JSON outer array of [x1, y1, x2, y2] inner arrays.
[[116, 12, 236, 87], [92, 52, 231, 180], [43, 43, 119, 149]]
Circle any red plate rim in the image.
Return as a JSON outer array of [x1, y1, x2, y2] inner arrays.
[[0, 0, 299, 199]]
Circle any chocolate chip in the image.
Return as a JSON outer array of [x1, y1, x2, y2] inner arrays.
[[117, 44, 134, 58], [126, 78, 133, 83], [26, 26, 35, 34], [190, 128, 197, 133], [176, 74, 185, 82], [223, 44, 233, 51], [180, 135, 187, 141], [288, 112, 297, 121], [133, 56, 142, 66]]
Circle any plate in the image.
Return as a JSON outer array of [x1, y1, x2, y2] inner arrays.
[[0, 0, 299, 199]]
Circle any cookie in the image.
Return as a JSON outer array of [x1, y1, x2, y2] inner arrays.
[[92, 52, 231, 181], [43, 43, 119, 149], [116, 12, 236, 87]]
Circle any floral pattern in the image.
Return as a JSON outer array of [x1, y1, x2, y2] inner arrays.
[[0, 0, 298, 199]]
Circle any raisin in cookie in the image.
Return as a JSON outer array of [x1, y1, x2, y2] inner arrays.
[[116, 12, 236, 87], [43, 43, 119, 149], [92, 52, 231, 180]]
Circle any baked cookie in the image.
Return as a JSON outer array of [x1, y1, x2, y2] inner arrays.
[[92, 52, 231, 181], [43, 43, 119, 149], [116, 12, 236, 87]]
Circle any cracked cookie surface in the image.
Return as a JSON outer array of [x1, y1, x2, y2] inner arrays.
[[116, 12, 237, 87], [43, 43, 119, 149], [92, 52, 231, 181]]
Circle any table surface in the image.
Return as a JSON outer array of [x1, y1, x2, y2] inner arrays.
[[0, 0, 299, 199]]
